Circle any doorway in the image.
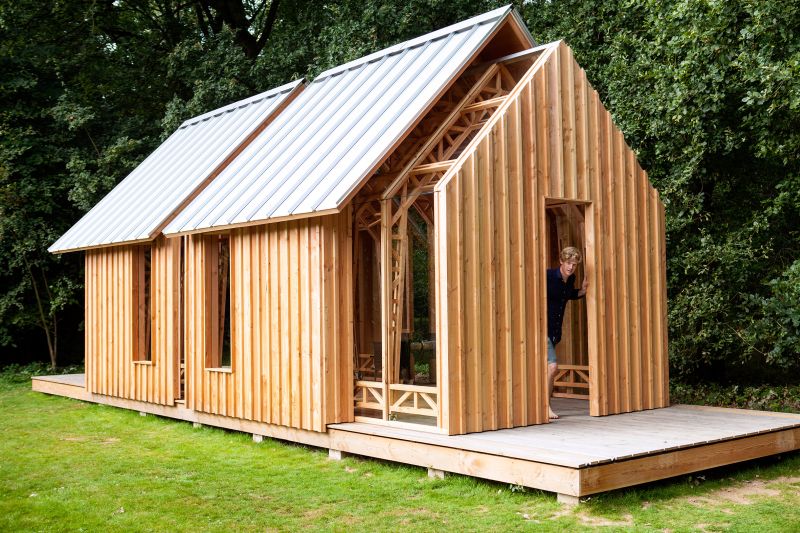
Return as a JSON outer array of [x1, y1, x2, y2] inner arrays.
[[544, 199, 591, 404]]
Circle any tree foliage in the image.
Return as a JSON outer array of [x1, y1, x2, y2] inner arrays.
[[522, 0, 800, 381], [1, 0, 797, 382]]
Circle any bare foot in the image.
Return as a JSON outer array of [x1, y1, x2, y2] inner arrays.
[[549, 408, 559, 420]]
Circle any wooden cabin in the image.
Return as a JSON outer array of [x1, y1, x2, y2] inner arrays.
[[49, 6, 668, 438], [40, 7, 800, 503]]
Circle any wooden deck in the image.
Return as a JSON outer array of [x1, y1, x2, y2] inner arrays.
[[33, 374, 800, 502]]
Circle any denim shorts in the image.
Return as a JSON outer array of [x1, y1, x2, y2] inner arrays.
[[547, 338, 557, 364]]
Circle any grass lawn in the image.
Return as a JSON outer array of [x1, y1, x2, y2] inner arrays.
[[2, 377, 800, 532]]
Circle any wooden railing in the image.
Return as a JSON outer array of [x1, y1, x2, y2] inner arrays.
[[389, 383, 438, 418], [356, 381, 438, 420], [354, 380, 384, 411], [356, 353, 379, 379], [553, 364, 590, 399]]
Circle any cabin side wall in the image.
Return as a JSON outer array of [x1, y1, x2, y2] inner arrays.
[[436, 42, 668, 434], [184, 209, 353, 432], [435, 94, 549, 434], [533, 43, 669, 416], [84, 236, 179, 404]]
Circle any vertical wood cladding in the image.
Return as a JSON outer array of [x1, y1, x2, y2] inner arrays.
[[184, 209, 353, 432], [437, 42, 668, 434], [85, 236, 180, 404]]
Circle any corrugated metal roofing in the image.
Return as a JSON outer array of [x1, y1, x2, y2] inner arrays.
[[164, 6, 517, 235], [49, 80, 304, 253]]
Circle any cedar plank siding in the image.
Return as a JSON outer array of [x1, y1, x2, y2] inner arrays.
[[184, 209, 353, 432], [85, 236, 180, 404], [436, 42, 668, 435]]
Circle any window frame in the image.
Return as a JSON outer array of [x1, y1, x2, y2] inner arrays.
[[204, 233, 232, 371]]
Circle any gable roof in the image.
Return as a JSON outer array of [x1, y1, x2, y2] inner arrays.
[[164, 5, 531, 235], [49, 80, 304, 253]]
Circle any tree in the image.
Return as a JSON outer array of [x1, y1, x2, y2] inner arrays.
[[521, 0, 800, 381], [0, 0, 198, 368], [0, 0, 511, 367], [3, 0, 797, 382]]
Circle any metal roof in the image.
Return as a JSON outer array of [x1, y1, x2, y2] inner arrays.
[[49, 80, 304, 253], [164, 5, 519, 235]]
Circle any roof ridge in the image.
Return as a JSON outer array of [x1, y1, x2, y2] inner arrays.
[[313, 5, 511, 82]]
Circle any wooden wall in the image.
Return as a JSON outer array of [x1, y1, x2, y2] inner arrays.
[[85, 236, 180, 404], [435, 41, 668, 434], [434, 88, 549, 434], [184, 209, 353, 432]]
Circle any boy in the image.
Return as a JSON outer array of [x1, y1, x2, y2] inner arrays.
[[546, 246, 589, 419]]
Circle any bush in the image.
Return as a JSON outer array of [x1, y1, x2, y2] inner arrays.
[[0, 362, 83, 384], [671, 380, 800, 413]]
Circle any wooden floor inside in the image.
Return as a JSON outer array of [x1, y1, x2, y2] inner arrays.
[[33, 374, 800, 501]]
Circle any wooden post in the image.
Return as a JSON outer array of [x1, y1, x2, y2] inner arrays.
[[328, 449, 346, 461], [380, 200, 392, 421], [427, 467, 446, 479], [557, 493, 580, 506]]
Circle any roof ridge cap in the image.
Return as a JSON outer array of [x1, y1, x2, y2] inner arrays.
[[313, 5, 511, 82]]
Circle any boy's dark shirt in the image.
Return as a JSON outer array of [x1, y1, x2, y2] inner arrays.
[[546, 267, 583, 345]]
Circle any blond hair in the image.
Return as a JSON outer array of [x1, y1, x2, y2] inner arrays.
[[560, 246, 582, 263]]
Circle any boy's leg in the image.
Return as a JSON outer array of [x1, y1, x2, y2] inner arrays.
[[547, 339, 559, 419]]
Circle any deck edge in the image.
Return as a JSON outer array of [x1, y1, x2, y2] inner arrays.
[[579, 427, 800, 496]]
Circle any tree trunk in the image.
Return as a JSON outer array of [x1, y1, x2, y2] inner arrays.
[[25, 258, 58, 369]]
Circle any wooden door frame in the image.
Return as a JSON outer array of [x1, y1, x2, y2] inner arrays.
[[541, 197, 595, 414]]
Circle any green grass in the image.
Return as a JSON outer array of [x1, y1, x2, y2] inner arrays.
[[2, 375, 800, 532]]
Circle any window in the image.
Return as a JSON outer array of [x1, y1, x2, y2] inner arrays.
[[206, 234, 231, 369], [133, 245, 152, 362]]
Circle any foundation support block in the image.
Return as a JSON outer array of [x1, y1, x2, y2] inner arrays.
[[139, 411, 147, 417], [328, 449, 345, 460], [427, 468, 446, 480], [557, 493, 580, 506], [192, 422, 203, 429], [253, 434, 264, 443]]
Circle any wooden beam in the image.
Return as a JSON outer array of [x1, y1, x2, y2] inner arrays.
[[380, 200, 392, 421], [580, 427, 800, 496], [382, 65, 501, 199], [461, 96, 507, 113], [410, 160, 457, 175], [327, 430, 581, 496]]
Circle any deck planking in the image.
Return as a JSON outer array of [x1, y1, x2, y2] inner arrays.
[[32, 375, 800, 498], [331, 397, 800, 468], [32, 373, 87, 386]]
